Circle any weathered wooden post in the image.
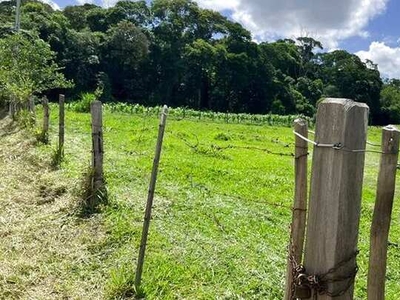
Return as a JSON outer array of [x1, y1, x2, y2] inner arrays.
[[135, 105, 168, 292], [40, 96, 50, 143], [367, 125, 400, 300], [302, 99, 368, 299], [284, 119, 309, 300], [43, 96, 49, 133], [90, 100, 104, 195], [9, 98, 16, 119], [59, 94, 65, 157], [28, 96, 35, 113], [28, 96, 36, 124]]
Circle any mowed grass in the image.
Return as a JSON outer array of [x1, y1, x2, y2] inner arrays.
[[1, 105, 400, 299]]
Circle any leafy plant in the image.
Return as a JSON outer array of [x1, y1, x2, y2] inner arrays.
[[50, 146, 64, 169], [0, 33, 72, 109], [69, 93, 97, 113], [15, 109, 35, 128], [34, 128, 49, 144], [76, 166, 108, 217]]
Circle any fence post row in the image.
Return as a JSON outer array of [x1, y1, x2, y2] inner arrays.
[[285, 118, 309, 300], [302, 98, 368, 300], [367, 125, 400, 300], [59, 94, 65, 157], [90, 100, 104, 194]]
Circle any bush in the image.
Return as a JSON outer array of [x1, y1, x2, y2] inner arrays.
[[16, 109, 36, 128], [70, 93, 97, 113]]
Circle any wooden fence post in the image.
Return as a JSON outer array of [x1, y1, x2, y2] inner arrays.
[[90, 100, 104, 194], [59, 94, 65, 156], [43, 96, 49, 134], [303, 98, 368, 300], [41, 96, 49, 143], [29, 96, 35, 113], [9, 99, 16, 119], [367, 125, 400, 300], [284, 118, 309, 300], [135, 105, 168, 291]]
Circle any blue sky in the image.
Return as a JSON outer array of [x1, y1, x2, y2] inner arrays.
[[39, 0, 400, 78], [342, 0, 400, 52]]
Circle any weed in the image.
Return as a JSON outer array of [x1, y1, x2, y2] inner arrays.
[[214, 132, 231, 141], [106, 265, 139, 299], [50, 146, 64, 169], [34, 128, 49, 144], [69, 93, 96, 113], [76, 166, 108, 217], [15, 109, 35, 128]]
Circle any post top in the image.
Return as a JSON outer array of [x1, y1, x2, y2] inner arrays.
[[384, 125, 400, 132], [321, 98, 369, 110], [294, 118, 307, 126]]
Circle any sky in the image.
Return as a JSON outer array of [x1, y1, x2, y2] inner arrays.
[[20, 0, 400, 78]]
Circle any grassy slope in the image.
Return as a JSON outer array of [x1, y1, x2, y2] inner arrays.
[[0, 106, 399, 299], [0, 111, 108, 299]]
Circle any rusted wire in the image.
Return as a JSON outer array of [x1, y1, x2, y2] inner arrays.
[[288, 245, 359, 299]]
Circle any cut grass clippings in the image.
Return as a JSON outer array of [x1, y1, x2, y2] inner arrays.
[[0, 111, 108, 299]]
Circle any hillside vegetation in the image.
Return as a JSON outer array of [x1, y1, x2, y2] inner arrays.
[[2, 0, 400, 124], [0, 106, 399, 299]]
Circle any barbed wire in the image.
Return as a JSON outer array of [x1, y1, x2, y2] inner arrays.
[[308, 130, 383, 149], [295, 131, 395, 155], [366, 141, 381, 147], [168, 131, 295, 157]]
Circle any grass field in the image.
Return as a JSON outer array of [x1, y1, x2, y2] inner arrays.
[[0, 105, 399, 299]]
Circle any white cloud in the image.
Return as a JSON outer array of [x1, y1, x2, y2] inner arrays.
[[196, 0, 239, 11], [76, 0, 94, 5], [41, 0, 60, 10], [356, 42, 400, 79], [100, 0, 117, 8], [0, 0, 60, 10], [196, 0, 389, 49]]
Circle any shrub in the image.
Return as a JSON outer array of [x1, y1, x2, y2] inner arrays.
[[70, 93, 96, 113]]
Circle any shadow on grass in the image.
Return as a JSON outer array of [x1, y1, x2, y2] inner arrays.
[[0, 109, 21, 138], [0, 107, 8, 120], [75, 166, 108, 218]]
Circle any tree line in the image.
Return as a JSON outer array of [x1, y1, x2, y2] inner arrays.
[[0, 0, 399, 124]]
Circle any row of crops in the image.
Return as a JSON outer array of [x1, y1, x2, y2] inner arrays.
[[66, 101, 314, 127]]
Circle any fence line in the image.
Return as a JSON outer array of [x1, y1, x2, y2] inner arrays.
[[23, 97, 400, 299]]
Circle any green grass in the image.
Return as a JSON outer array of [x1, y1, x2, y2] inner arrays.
[[0, 105, 399, 299]]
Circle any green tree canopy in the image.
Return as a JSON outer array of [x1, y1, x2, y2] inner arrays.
[[0, 33, 71, 104], [0, 0, 393, 124]]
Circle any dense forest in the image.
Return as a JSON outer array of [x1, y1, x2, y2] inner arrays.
[[1, 0, 400, 124]]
